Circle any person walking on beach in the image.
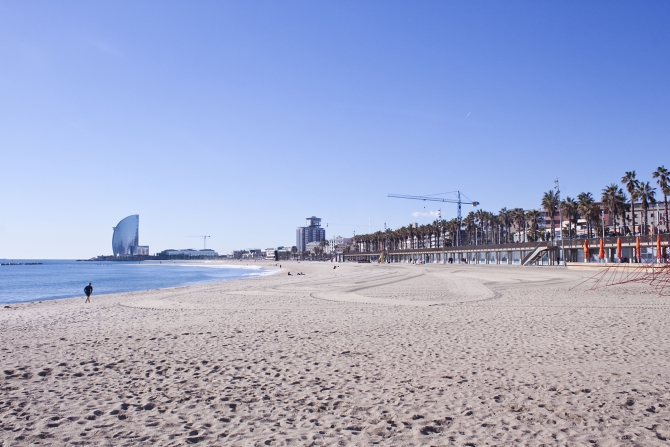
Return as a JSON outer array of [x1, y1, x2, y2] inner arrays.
[[84, 283, 93, 303]]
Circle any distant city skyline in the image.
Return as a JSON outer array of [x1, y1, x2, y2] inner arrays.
[[1, 1, 669, 258]]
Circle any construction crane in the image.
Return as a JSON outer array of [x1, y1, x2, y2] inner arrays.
[[388, 191, 479, 247], [388, 191, 479, 221], [187, 236, 211, 249]]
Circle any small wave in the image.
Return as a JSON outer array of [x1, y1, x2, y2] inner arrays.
[[0, 262, 277, 305]]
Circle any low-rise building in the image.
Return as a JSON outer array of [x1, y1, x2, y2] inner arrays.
[[159, 249, 219, 258], [305, 241, 318, 253], [134, 246, 150, 256], [241, 249, 263, 260], [276, 247, 293, 260], [231, 250, 246, 259], [263, 248, 277, 260]]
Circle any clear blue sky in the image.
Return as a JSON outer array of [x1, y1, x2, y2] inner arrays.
[[1, 1, 669, 258]]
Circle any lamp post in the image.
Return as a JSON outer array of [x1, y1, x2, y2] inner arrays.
[[555, 179, 565, 266], [438, 209, 446, 264]]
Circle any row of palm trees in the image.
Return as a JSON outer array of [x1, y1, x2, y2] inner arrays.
[[352, 166, 670, 252]]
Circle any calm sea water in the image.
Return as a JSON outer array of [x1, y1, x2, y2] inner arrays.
[[0, 260, 273, 305]]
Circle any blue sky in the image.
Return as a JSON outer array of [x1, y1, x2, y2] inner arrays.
[[1, 1, 669, 258]]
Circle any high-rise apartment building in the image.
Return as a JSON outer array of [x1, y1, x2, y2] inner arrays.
[[296, 216, 326, 253]]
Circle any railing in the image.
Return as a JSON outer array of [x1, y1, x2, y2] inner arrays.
[[344, 234, 670, 258]]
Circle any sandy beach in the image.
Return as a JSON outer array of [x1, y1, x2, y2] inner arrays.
[[2, 261, 670, 446]]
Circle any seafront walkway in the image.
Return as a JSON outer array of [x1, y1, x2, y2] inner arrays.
[[343, 234, 670, 266]]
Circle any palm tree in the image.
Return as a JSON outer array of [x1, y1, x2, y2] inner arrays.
[[447, 219, 460, 246], [662, 185, 670, 232], [474, 209, 486, 245], [541, 190, 559, 241], [601, 184, 621, 236], [376, 231, 384, 251], [615, 190, 629, 235], [486, 211, 497, 244], [430, 222, 438, 249], [399, 226, 409, 250], [560, 197, 578, 239], [636, 181, 656, 235], [622, 171, 639, 235], [319, 239, 329, 259], [526, 209, 541, 242], [415, 225, 424, 249], [653, 166, 670, 231], [588, 201, 602, 237], [439, 219, 448, 248], [384, 228, 393, 251], [511, 208, 526, 242], [499, 208, 511, 243], [463, 212, 476, 245], [490, 213, 501, 244], [577, 192, 595, 237]]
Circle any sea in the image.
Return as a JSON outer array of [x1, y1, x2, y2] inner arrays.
[[0, 260, 273, 305]]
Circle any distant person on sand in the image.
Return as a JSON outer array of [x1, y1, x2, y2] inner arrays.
[[84, 283, 93, 303]]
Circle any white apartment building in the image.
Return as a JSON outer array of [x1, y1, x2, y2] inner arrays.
[[328, 236, 352, 253]]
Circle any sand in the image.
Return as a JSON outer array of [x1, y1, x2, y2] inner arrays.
[[2, 261, 670, 446]]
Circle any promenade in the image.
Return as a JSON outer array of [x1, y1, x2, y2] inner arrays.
[[344, 234, 670, 266]]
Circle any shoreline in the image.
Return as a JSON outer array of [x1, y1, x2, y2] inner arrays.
[[0, 260, 279, 307]]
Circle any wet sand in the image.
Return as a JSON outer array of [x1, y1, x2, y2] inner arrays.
[[2, 261, 670, 446]]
